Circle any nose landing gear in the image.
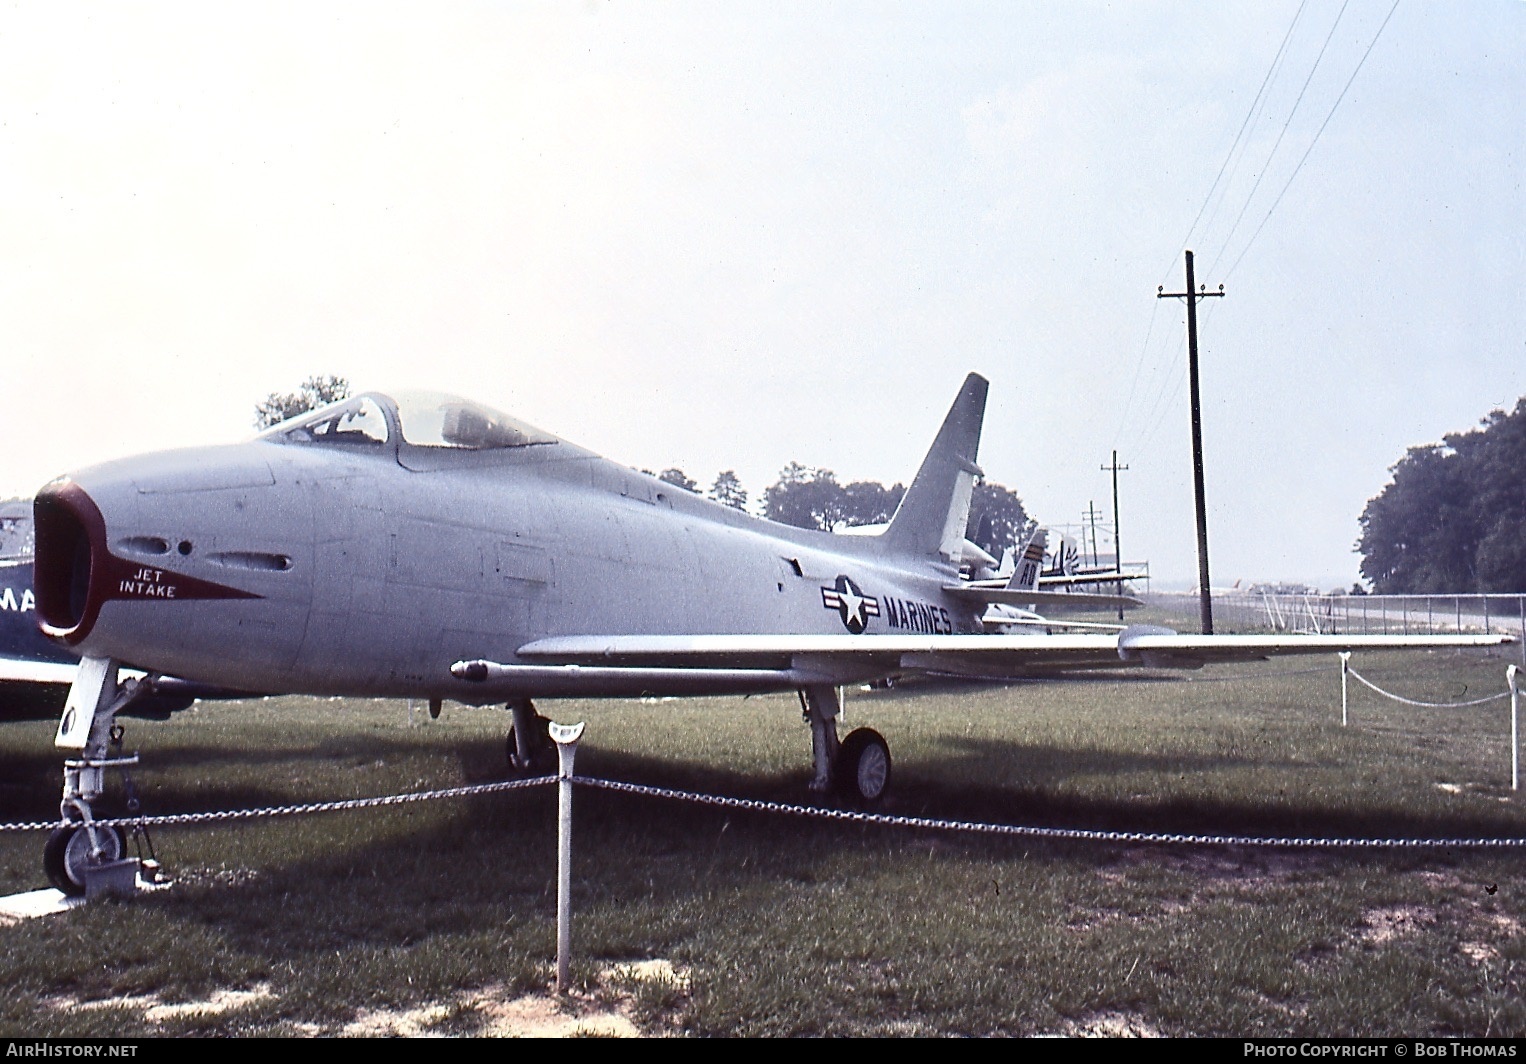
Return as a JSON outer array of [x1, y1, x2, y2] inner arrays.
[[48, 656, 154, 897], [43, 821, 128, 896]]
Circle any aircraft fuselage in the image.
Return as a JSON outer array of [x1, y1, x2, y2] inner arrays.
[[34, 399, 980, 703]]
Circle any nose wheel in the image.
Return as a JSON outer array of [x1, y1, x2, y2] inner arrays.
[[43, 822, 129, 896]]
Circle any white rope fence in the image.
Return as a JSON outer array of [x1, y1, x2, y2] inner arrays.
[[1339, 653, 1520, 790]]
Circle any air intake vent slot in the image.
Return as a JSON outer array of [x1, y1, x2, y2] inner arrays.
[[117, 536, 171, 556], [207, 551, 293, 572]]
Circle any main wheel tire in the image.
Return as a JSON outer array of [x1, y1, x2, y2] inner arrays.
[[505, 714, 554, 776], [43, 824, 128, 896], [833, 728, 891, 803]]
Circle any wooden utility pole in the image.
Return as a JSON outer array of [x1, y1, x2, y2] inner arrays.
[[1101, 450, 1129, 620], [1083, 501, 1104, 569], [1158, 250, 1224, 634]]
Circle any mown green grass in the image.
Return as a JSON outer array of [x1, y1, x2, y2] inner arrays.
[[1, 645, 1524, 1036]]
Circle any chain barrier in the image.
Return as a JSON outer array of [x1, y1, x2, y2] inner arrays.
[[1344, 664, 1511, 709], [571, 776, 1526, 850], [3, 768, 1523, 851], [0, 775, 555, 834]]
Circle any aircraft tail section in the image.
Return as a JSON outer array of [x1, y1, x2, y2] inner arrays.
[[1045, 533, 1080, 577], [1005, 528, 1047, 594], [882, 373, 987, 563]]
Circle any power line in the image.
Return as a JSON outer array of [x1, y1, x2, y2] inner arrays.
[[1223, 0, 1404, 282], [1119, 3, 1309, 461], [1180, 0, 1312, 261], [1206, 0, 1356, 272], [1119, 2, 1401, 484], [1111, 293, 1165, 453]]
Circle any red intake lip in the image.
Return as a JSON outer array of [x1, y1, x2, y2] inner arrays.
[[34, 479, 261, 647], [34, 480, 106, 645]]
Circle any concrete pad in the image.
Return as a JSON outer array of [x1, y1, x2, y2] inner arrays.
[[0, 868, 170, 921], [0, 888, 86, 920]]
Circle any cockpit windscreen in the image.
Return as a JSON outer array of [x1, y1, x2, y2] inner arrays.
[[268, 397, 390, 446]]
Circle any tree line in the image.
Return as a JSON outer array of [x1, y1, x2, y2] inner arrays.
[[1358, 396, 1526, 593]]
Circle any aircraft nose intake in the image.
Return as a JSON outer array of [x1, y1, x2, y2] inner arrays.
[[33, 479, 107, 643], [35, 473, 271, 649]]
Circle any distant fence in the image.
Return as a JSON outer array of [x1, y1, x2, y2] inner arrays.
[[1144, 592, 1526, 659]]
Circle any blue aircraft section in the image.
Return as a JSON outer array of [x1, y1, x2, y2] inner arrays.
[[1, 557, 74, 668]]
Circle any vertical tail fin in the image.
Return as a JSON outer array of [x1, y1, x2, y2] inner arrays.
[[1045, 534, 1079, 577], [882, 373, 988, 562], [1004, 528, 1047, 594], [996, 546, 1016, 580]]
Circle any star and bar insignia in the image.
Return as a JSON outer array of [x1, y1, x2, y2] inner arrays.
[[821, 574, 880, 634]]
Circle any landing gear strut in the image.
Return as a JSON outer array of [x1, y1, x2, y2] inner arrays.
[[800, 685, 892, 804], [49, 657, 150, 896], [505, 697, 554, 776]]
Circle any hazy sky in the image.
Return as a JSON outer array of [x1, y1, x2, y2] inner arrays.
[[1, 2, 1521, 589]]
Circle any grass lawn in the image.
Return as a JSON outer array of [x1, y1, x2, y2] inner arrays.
[[1, 644, 1523, 1036]]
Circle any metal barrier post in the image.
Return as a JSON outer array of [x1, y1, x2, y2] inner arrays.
[[1509, 665, 1519, 793], [550, 720, 586, 995], [1340, 652, 1351, 727]]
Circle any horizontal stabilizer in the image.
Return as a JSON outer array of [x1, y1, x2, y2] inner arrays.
[[1038, 571, 1143, 589]]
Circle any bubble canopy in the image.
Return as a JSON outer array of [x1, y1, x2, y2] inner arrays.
[[391, 391, 555, 450], [263, 391, 556, 451]]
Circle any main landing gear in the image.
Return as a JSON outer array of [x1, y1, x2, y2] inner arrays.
[[504, 697, 554, 776], [800, 684, 891, 804], [48, 657, 154, 896]]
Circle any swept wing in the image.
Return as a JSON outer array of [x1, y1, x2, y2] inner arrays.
[[454, 626, 1513, 695]]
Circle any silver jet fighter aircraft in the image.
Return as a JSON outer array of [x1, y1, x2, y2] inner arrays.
[[30, 373, 1510, 891]]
